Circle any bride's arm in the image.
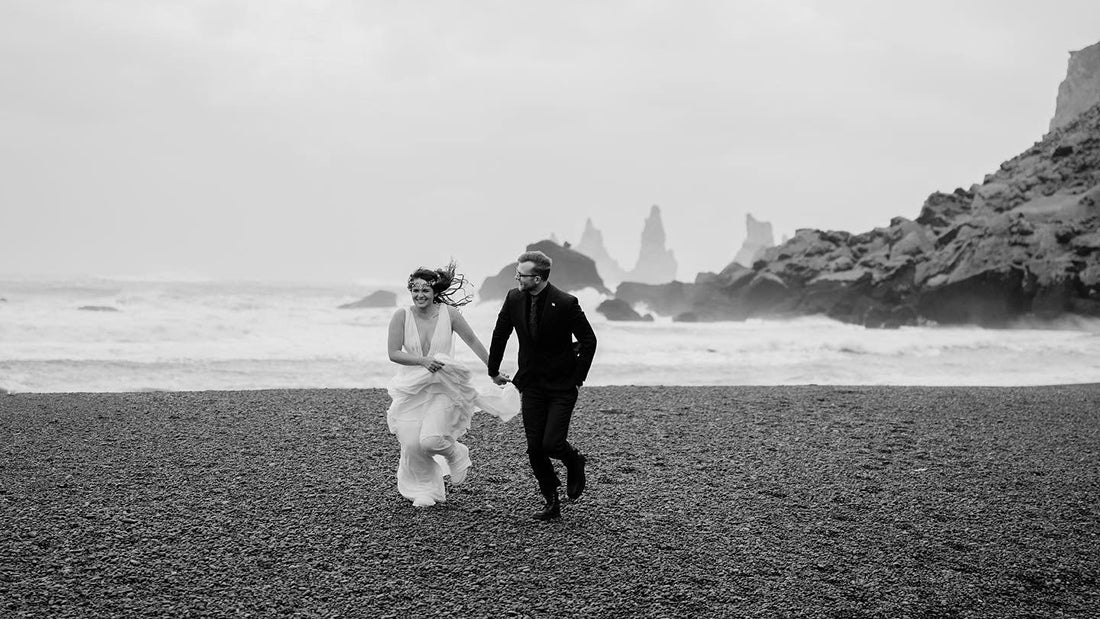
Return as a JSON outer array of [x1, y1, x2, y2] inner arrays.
[[450, 306, 490, 367], [387, 309, 443, 371]]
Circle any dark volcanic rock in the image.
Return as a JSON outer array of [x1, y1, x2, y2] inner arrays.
[[338, 290, 397, 309], [596, 299, 651, 322], [681, 98, 1100, 327], [478, 240, 612, 301], [77, 305, 119, 312]]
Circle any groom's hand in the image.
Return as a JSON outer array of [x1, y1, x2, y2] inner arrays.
[[491, 373, 510, 386]]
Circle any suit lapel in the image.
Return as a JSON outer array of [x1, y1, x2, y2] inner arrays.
[[513, 290, 530, 338], [541, 285, 558, 329]]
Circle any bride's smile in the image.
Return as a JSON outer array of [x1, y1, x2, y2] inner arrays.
[[409, 280, 434, 311]]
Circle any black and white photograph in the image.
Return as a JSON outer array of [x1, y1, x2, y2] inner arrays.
[[2, 1, 1099, 616]]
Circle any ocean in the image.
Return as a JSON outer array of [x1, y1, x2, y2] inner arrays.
[[1, 278, 1098, 393]]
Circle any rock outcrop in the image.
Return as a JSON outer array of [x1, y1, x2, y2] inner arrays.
[[338, 290, 397, 309], [478, 240, 612, 301], [733, 213, 776, 268], [625, 205, 678, 284], [596, 298, 652, 322], [675, 100, 1100, 326], [1050, 41, 1100, 132], [575, 218, 628, 285]]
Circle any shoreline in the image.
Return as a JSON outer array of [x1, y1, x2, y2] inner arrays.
[[4, 381, 1100, 395], [3, 385, 1098, 616]]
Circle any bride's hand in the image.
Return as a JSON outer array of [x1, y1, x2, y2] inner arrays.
[[422, 357, 445, 373]]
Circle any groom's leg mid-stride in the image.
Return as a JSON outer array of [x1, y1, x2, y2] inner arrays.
[[522, 386, 586, 521]]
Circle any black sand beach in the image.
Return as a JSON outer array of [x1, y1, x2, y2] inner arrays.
[[2, 385, 1098, 617]]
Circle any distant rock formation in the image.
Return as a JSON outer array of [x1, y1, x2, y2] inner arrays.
[[78, 305, 119, 312], [733, 213, 776, 267], [625, 205, 678, 284], [339, 290, 397, 309], [1050, 41, 1100, 132], [575, 218, 628, 285], [478, 240, 612, 301], [596, 298, 652, 322]]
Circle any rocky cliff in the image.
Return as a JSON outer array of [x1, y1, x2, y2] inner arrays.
[[625, 205, 678, 284], [672, 101, 1100, 326], [1050, 41, 1100, 132], [477, 240, 612, 301], [733, 213, 776, 268]]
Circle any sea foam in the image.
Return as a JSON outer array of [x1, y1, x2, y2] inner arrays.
[[1, 279, 1098, 392]]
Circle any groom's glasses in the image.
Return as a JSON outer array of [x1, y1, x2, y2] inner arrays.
[[515, 272, 538, 280]]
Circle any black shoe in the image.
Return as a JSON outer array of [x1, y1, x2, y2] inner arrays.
[[533, 491, 561, 521], [567, 453, 587, 501]]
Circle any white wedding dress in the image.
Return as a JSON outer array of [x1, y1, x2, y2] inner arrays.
[[386, 306, 519, 507]]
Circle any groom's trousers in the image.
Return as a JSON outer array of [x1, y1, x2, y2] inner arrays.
[[520, 385, 582, 495]]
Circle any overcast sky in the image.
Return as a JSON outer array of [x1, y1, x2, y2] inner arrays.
[[2, 1, 1098, 287]]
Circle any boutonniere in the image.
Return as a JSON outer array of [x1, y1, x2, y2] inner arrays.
[[551, 302, 556, 307]]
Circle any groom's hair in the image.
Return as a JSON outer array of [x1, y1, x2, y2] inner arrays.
[[518, 251, 552, 279]]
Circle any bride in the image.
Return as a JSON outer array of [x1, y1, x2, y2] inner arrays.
[[385, 261, 517, 507]]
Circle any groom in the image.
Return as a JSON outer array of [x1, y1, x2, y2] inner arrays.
[[489, 250, 598, 521]]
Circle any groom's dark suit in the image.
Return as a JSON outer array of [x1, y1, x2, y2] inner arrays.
[[488, 283, 597, 499]]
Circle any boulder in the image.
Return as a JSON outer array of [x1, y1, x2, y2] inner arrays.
[[339, 290, 397, 309], [596, 299, 651, 322]]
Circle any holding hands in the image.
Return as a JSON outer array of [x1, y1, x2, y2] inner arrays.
[[491, 373, 511, 386]]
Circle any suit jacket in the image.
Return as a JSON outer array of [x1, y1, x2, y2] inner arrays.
[[487, 283, 597, 391]]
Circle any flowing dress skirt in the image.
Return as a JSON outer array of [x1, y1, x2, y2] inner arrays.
[[387, 354, 519, 504]]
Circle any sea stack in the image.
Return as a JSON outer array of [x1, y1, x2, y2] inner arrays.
[[626, 205, 678, 284], [575, 218, 628, 286], [733, 213, 776, 268]]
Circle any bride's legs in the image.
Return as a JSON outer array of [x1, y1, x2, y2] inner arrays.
[[419, 434, 471, 485], [420, 403, 472, 485], [394, 421, 446, 506]]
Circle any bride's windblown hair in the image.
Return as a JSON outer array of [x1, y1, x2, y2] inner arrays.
[[407, 260, 474, 307]]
